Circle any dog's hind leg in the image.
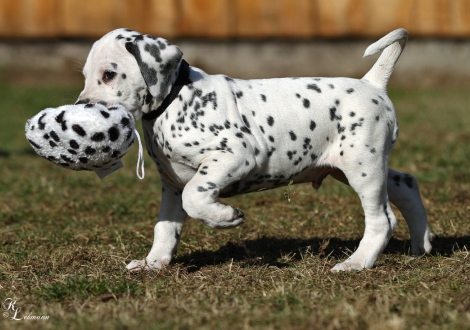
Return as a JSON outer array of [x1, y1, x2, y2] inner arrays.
[[386, 169, 433, 255], [331, 168, 433, 256], [182, 151, 255, 229], [330, 152, 397, 272]]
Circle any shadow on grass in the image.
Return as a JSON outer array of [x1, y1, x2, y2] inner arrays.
[[0, 148, 36, 157], [175, 235, 470, 271]]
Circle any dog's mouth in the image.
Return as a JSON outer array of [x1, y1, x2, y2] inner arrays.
[[75, 98, 109, 107]]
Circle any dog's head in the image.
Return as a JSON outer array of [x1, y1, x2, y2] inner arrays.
[[76, 28, 183, 121]]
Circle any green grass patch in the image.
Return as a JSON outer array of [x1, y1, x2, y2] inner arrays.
[[0, 84, 469, 329]]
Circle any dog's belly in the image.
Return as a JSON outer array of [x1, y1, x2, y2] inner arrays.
[[219, 165, 333, 198]]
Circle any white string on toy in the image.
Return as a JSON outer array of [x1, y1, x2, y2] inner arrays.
[[134, 129, 145, 180]]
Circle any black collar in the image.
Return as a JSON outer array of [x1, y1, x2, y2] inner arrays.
[[142, 60, 191, 121]]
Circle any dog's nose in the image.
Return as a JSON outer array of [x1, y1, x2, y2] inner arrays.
[[75, 98, 91, 105]]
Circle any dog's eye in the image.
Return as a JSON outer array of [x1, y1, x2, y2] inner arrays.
[[102, 71, 116, 83]]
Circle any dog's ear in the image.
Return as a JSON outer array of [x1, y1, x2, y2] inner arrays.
[[125, 34, 183, 103]]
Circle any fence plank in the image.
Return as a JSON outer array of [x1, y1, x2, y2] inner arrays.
[[178, 0, 234, 38], [235, 0, 315, 37]]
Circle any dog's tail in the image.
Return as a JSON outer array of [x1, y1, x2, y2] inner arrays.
[[362, 28, 408, 90]]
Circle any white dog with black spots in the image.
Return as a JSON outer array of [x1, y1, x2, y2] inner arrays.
[[76, 28, 433, 272]]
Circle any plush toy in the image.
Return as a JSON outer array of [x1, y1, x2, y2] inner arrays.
[[25, 103, 137, 173]]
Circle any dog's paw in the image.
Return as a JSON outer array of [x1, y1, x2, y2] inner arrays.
[[126, 257, 170, 272], [330, 262, 364, 272], [201, 207, 245, 229]]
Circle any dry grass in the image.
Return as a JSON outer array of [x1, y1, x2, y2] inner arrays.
[[0, 84, 469, 329]]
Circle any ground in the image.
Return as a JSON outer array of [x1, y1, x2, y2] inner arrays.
[[0, 82, 469, 329]]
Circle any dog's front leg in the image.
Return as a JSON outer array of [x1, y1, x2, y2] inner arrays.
[[182, 151, 255, 229], [126, 181, 187, 271]]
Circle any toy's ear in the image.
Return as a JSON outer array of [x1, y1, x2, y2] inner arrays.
[[125, 34, 183, 103]]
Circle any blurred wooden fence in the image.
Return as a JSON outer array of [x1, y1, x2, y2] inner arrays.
[[1, 0, 470, 39]]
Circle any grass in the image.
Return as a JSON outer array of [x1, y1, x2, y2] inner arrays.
[[0, 82, 469, 329]]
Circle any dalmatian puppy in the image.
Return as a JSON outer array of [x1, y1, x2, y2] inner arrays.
[[76, 28, 433, 272]]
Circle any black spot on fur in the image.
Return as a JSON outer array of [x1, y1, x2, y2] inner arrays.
[[121, 117, 130, 126], [49, 130, 60, 142], [241, 115, 250, 128], [27, 139, 41, 149], [79, 157, 88, 164], [267, 116, 274, 126], [350, 112, 356, 117], [303, 99, 310, 108], [55, 111, 65, 123], [100, 110, 110, 118], [102, 146, 111, 153], [91, 132, 105, 142], [38, 113, 46, 130], [309, 120, 316, 131], [307, 84, 321, 93], [69, 140, 79, 149], [372, 99, 379, 104], [260, 94, 266, 102], [72, 124, 86, 137], [108, 126, 120, 141], [240, 126, 251, 134], [346, 88, 354, 94], [122, 73, 126, 79], [85, 146, 96, 155], [49, 141, 57, 148], [61, 154, 73, 163], [289, 131, 297, 141]]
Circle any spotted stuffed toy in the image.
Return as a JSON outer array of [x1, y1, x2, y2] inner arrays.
[[25, 103, 138, 174]]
